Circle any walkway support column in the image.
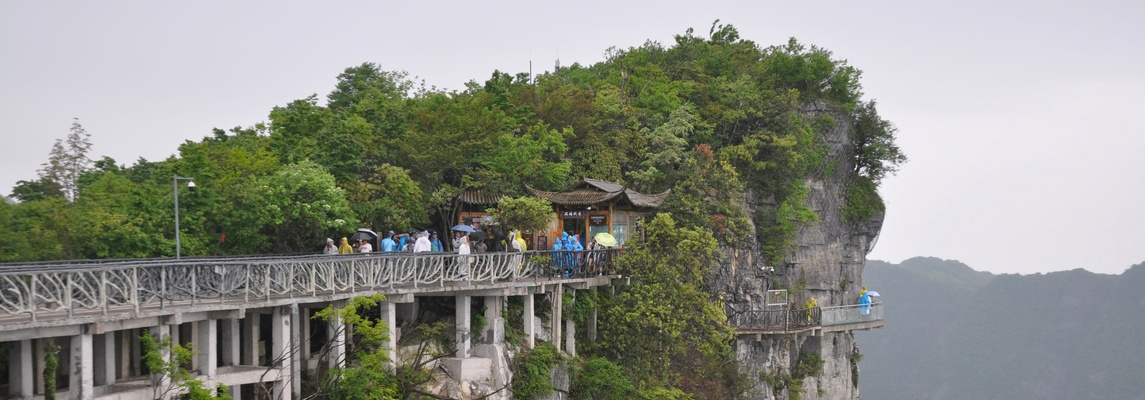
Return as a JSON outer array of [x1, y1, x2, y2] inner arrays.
[[523, 292, 535, 349], [196, 320, 217, 386], [271, 307, 293, 400], [290, 305, 302, 398], [483, 295, 504, 344], [551, 284, 563, 352], [565, 289, 576, 356], [327, 305, 346, 370], [299, 308, 311, 368], [242, 314, 260, 366], [93, 333, 115, 386], [380, 300, 397, 366], [70, 329, 94, 400], [150, 325, 171, 399], [8, 339, 33, 398], [456, 295, 471, 358], [220, 319, 240, 367]]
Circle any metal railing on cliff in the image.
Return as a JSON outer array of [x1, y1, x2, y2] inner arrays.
[[730, 301, 884, 333]]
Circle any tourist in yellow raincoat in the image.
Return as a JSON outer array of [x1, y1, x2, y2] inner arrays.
[[804, 297, 818, 325]]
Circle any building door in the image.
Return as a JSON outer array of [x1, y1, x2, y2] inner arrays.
[[560, 210, 586, 247]]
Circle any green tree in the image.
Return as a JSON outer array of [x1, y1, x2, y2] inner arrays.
[[311, 295, 400, 400], [629, 104, 698, 193], [486, 196, 554, 233], [850, 100, 906, 185], [344, 164, 426, 232], [232, 161, 357, 253], [39, 118, 94, 202], [140, 330, 230, 400], [589, 213, 744, 397]]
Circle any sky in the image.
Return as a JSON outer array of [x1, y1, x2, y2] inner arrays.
[[2, 1, 1142, 275]]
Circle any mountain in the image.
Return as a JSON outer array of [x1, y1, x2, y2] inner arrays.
[[856, 258, 1145, 400]]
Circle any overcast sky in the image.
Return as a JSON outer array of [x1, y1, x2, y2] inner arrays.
[[2, 1, 1142, 275]]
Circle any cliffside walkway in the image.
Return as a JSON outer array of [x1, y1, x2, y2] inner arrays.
[[0, 250, 618, 400], [731, 301, 885, 337]]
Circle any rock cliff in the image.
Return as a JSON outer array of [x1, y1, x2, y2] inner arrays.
[[712, 102, 884, 400]]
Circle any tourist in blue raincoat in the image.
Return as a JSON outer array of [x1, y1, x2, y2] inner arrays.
[[859, 292, 871, 316], [551, 238, 564, 275]]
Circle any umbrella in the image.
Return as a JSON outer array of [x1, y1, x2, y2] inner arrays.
[[349, 228, 377, 242], [593, 232, 618, 247], [469, 231, 488, 242], [451, 224, 476, 233], [866, 291, 881, 297]]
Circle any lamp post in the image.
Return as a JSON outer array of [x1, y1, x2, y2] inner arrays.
[[173, 175, 196, 259]]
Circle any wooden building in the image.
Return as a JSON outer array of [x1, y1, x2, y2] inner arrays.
[[527, 179, 669, 249], [453, 179, 669, 250]]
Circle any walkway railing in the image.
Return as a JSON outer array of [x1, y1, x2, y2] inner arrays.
[[730, 301, 883, 333], [0, 249, 619, 323]]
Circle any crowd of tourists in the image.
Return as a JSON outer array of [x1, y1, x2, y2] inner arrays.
[[319, 225, 617, 277]]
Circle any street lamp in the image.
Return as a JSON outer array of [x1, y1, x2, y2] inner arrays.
[[173, 175, 196, 259]]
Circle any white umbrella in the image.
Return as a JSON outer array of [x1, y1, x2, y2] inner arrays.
[[866, 291, 881, 297]]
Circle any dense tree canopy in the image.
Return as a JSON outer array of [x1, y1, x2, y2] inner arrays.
[[2, 22, 902, 263]]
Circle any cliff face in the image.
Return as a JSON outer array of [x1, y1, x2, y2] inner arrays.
[[712, 102, 884, 400]]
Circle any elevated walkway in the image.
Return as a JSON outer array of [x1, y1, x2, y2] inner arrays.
[[0, 250, 617, 400], [732, 301, 884, 338]]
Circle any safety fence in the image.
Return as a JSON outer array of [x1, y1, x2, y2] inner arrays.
[[0, 249, 620, 322], [730, 301, 883, 332]]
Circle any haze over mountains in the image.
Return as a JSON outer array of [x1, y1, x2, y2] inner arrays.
[[856, 257, 1145, 400]]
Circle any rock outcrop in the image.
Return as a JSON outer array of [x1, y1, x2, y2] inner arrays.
[[712, 102, 884, 399]]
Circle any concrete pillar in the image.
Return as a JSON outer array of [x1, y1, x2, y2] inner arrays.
[[299, 308, 311, 365], [9, 339, 34, 397], [128, 329, 141, 377], [397, 300, 418, 324], [271, 308, 293, 400], [117, 330, 132, 379], [69, 332, 94, 400], [220, 319, 240, 367], [380, 301, 398, 366], [93, 333, 116, 386], [551, 285, 563, 351], [327, 311, 346, 370], [242, 314, 260, 366], [523, 293, 535, 349], [228, 384, 241, 400], [565, 291, 576, 356], [150, 325, 171, 398], [290, 306, 302, 398], [34, 338, 45, 394], [588, 306, 598, 342], [456, 295, 471, 358], [196, 319, 217, 384], [483, 296, 505, 344]]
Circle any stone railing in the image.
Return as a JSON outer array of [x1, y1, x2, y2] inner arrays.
[[0, 249, 620, 323]]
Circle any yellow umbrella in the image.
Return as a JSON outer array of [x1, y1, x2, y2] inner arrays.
[[593, 232, 618, 247]]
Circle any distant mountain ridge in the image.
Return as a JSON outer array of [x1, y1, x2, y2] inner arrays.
[[856, 257, 1145, 400]]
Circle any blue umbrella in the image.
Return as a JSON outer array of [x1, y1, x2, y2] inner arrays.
[[451, 224, 476, 233]]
